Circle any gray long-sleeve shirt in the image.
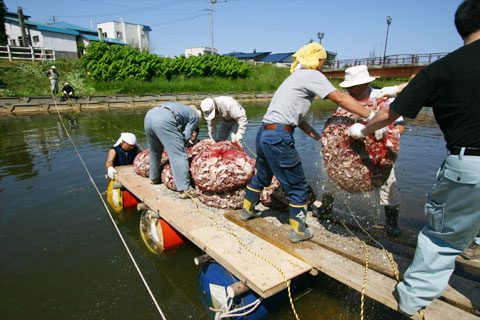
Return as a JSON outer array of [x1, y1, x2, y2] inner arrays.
[[207, 96, 248, 140]]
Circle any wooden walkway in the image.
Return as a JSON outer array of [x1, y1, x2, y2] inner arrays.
[[113, 165, 479, 319]]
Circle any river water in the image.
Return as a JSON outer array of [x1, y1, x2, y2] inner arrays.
[[0, 101, 446, 319]]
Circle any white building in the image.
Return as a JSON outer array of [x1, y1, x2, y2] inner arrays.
[[185, 46, 218, 57], [97, 21, 151, 52]]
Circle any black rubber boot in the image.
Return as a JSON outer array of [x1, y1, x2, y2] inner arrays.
[[384, 206, 401, 237], [312, 193, 335, 220], [241, 186, 261, 222], [289, 204, 314, 243]]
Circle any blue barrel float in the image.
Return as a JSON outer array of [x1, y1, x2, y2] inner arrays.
[[198, 262, 314, 319]]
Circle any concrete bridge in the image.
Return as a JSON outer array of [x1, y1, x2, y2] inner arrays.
[[322, 53, 448, 79]]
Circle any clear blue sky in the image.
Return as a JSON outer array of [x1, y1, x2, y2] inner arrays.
[[5, 0, 465, 59]]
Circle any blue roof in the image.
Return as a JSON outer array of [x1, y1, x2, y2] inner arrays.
[[143, 25, 152, 31], [225, 52, 271, 59], [51, 21, 97, 34], [80, 33, 126, 45], [5, 17, 79, 36], [260, 52, 294, 63]]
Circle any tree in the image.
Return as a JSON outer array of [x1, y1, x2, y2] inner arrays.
[[0, 0, 7, 45]]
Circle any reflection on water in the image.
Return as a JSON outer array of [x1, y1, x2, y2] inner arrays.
[[0, 102, 445, 319]]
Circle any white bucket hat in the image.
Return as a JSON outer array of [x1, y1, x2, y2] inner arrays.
[[339, 65, 376, 88], [200, 98, 215, 121], [114, 132, 137, 147]]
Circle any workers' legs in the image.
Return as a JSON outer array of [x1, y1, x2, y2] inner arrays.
[[256, 126, 312, 243], [50, 79, 58, 94], [144, 108, 165, 184], [396, 154, 480, 315], [216, 120, 235, 141], [379, 166, 401, 237], [242, 127, 274, 221]]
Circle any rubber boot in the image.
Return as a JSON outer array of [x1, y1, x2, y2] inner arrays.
[[384, 206, 401, 237], [289, 204, 314, 243], [241, 186, 261, 222], [312, 193, 334, 220]]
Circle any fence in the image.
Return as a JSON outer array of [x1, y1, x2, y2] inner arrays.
[[0, 45, 56, 61], [324, 53, 448, 70]]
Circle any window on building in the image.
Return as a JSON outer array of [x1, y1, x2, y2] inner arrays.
[[33, 36, 39, 43], [103, 32, 107, 38], [116, 32, 122, 39], [10, 39, 16, 46]]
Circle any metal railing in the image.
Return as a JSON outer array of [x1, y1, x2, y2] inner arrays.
[[0, 45, 56, 61], [324, 53, 448, 70]]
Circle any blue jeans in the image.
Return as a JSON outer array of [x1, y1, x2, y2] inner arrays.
[[397, 151, 480, 315], [144, 106, 191, 191], [248, 124, 308, 206]]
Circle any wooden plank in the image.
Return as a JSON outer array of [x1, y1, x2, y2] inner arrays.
[[113, 166, 312, 298], [189, 226, 310, 298], [224, 210, 480, 319]]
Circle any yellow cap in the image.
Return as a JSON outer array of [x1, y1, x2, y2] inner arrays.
[[290, 42, 327, 73]]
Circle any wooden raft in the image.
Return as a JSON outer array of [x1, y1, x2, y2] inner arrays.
[[113, 166, 312, 298], [225, 210, 480, 320]]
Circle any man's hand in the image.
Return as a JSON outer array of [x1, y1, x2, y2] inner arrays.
[[231, 132, 243, 144], [349, 123, 366, 139], [107, 166, 117, 180], [374, 127, 389, 140]]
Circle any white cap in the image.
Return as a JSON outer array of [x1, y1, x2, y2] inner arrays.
[[114, 132, 137, 147], [51, 65, 56, 69], [339, 65, 376, 88], [200, 98, 215, 121], [64, 82, 69, 85]]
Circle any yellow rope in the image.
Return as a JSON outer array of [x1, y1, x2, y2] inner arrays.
[[184, 190, 301, 320], [242, 139, 257, 158]]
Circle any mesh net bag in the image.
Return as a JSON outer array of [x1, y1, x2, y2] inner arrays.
[[321, 97, 400, 193], [260, 176, 316, 210], [160, 163, 177, 191], [133, 149, 150, 177], [191, 141, 255, 193], [195, 186, 246, 209]]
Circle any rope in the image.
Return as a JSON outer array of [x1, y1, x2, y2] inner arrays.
[[242, 139, 257, 158], [183, 190, 301, 320], [52, 93, 166, 319], [341, 203, 426, 320]]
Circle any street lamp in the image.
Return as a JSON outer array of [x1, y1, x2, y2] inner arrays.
[[317, 32, 324, 44], [383, 16, 392, 65]]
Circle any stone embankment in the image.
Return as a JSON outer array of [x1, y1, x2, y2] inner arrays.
[[0, 92, 274, 115]]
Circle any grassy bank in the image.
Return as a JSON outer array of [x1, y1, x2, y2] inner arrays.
[[0, 59, 409, 97]]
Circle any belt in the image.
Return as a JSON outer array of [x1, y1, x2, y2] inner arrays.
[[264, 124, 294, 132], [162, 106, 176, 117], [449, 147, 480, 156]]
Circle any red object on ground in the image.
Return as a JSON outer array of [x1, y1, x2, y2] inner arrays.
[[160, 219, 185, 250], [321, 97, 400, 193], [133, 149, 150, 177], [122, 190, 139, 208], [195, 186, 246, 209], [191, 141, 255, 193], [260, 176, 316, 210]]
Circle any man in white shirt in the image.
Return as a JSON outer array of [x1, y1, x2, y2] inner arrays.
[[314, 65, 407, 237], [200, 96, 248, 145]]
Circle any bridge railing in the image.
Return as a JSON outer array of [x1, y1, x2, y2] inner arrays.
[[324, 53, 449, 70]]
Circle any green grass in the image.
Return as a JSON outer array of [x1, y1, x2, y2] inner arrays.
[[0, 59, 408, 97]]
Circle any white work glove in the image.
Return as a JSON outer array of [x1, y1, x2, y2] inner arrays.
[[349, 123, 366, 139], [107, 166, 117, 180], [231, 132, 243, 144], [374, 127, 389, 140], [365, 110, 375, 121]]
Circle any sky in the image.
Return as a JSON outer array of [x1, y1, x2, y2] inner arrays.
[[5, 0, 465, 59]]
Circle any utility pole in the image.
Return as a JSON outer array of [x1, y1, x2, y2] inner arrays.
[[383, 16, 392, 66], [17, 7, 28, 47], [209, 0, 216, 55]]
